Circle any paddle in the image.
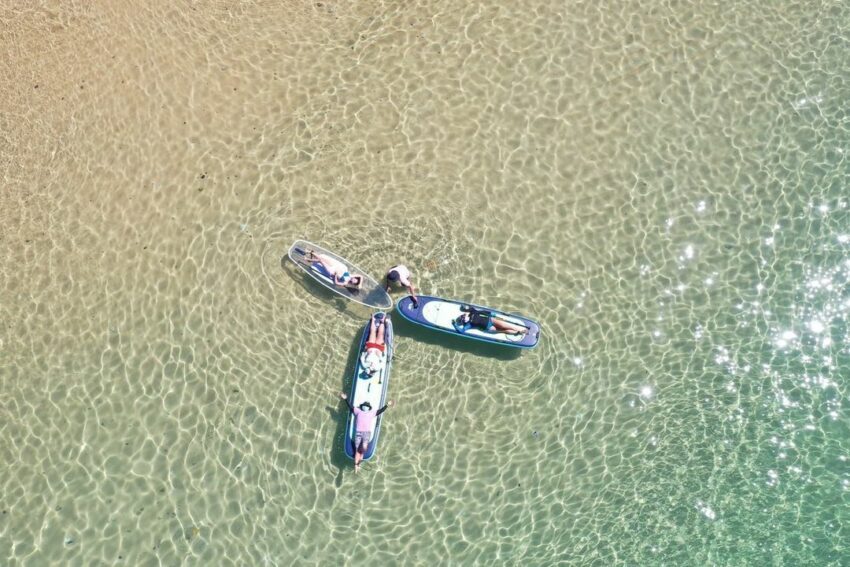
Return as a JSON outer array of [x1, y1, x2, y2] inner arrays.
[[292, 247, 315, 266], [337, 391, 357, 457]]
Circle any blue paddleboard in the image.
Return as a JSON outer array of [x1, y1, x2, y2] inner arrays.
[[344, 313, 394, 460], [396, 295, 540, 348]]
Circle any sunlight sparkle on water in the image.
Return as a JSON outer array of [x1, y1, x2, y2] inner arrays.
[[774, 330, 797, 349], [767, 470, 779, 487], [696, 501, 717, 520]]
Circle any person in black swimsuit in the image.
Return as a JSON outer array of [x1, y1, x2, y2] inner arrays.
[[453, 305, 527, 335]]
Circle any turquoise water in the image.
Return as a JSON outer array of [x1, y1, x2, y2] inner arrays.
[[1, 1, 849, 564]]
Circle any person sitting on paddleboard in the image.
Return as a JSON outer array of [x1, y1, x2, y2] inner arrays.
[[304, 250, 363, 290], [360, 314, 388, 376], [453, 305, 528, 335], [339, 393, 394, 472], [385, 264, 418, 306]]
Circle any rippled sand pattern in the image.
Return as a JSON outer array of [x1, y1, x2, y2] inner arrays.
[[2, 0, 849, 564]]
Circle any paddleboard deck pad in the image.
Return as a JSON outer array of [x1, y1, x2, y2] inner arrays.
[[344, 312, 393, 461], [287, 239, 392, 309], [397, 295, 540, 348]]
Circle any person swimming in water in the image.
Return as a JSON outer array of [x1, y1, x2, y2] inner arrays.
[[303, 250, 363, 290], [385, 264, 418, 307], [339, 393, 394, 472]]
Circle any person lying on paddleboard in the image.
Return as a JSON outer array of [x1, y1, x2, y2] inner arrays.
[[303, 250, 363, 290], [453, 305, 528, 335], [360, 314, 388, 376], [385, 264, 418, 306], [339, 393, 394, 472]]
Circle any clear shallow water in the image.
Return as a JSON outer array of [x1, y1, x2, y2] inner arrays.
[[1, 0, 849, 564]]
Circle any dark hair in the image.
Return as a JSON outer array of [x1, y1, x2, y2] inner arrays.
[[359, 402, 372, 411], [346, 276, 362, 293], [387, 270, 400, 282]]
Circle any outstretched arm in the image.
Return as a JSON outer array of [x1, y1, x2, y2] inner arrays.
[[376, 399, 395, 416], [339, 392, 355, 413]]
